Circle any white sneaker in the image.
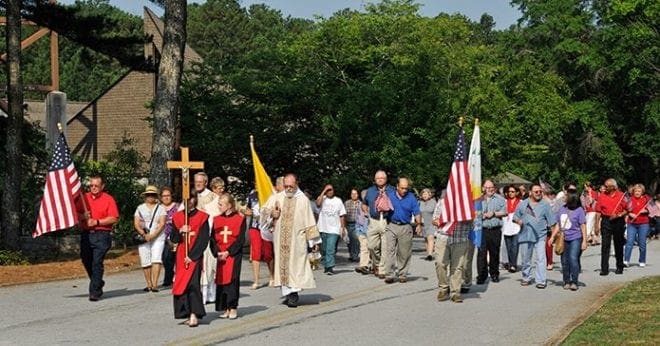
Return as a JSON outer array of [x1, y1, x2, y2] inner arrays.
[[623, 261, 629, 267], [640, 263, 646, 267]]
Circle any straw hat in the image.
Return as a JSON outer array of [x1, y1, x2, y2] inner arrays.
[[141, 185, 159, 196]]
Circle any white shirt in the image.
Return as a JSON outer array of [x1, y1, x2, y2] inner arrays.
[[317, 196, 346, 235]]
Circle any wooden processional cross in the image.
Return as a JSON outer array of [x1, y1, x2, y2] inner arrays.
[[167, 147, 204, 266]]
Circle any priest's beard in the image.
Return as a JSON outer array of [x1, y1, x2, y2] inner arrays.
[[285, 191, 295, 198]]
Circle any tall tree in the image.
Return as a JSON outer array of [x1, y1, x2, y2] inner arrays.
[[148, 0, 187, 187], [2, 0, 24, 250]]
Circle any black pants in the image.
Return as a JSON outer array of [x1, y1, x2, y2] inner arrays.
[[162, 244, 175, 285], [600, 217, 625, 272], [80, 232, 112, 296], [477, 226, 502, 280]]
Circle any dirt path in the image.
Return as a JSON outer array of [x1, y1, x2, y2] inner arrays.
[[0, 250, 140, 287]]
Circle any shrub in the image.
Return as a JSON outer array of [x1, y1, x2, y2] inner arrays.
[[0, 250, 30, 265]]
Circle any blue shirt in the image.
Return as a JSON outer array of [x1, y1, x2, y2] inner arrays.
[[513, 198, 557, 243], [482, 193, 506, 228], [364, 185, 395, 219], [387, 189, 420, 223]]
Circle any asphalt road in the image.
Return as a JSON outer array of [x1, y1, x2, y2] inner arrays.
[[1, 237, 658, 345]]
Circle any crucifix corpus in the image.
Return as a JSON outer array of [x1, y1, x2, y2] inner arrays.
[[167, 147, 204, 267]]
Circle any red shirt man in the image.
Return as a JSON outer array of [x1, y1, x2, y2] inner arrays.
[[76, 176, 119, 301]]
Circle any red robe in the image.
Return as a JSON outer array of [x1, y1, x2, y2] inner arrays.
[[211, 213, 245, 285], [171, 209, 209, 296]]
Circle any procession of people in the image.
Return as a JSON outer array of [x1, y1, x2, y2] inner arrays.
[[76, 168, 658, 327]]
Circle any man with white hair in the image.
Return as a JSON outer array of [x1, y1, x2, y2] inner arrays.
[[595, 178, 628, 275], [270, 174, 321, 307]]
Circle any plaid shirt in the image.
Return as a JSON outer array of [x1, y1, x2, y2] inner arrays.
[[444, 221, 472, 245], [344, 199, 361, 223]]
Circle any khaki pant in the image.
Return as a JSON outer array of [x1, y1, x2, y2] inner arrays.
[[358, 234, 370, 267], [367, 217, 388, 273], [435, 238, 468, 294], [384, 223, 413, 278]]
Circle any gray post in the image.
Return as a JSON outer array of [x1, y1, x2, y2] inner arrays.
[[46, 91, 67, 148]]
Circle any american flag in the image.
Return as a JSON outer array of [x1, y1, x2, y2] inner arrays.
[[33, 133, 82, 237], [438, 127, 475, 233]]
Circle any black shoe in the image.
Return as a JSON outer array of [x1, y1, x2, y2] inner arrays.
[[476, 278, 486, 285], [460, 287, 470, 294], [326, 269, 334, 276], [491, 276, 500, 283], [287, 292, 299, 308], [615, 268, 623, 274], [384, 277, 396, 284], [88, 295, 100, 302], [503, 263, 510, 271], [151, 287, 159, 293], [599, 271, 609, 276], [425, 255, 433, 261]]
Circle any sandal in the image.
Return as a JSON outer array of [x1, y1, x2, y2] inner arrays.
[[268, 279, 275, 287], [250, 283, 259, 290], [219, 311, 229, 319], [520, 280, 530, 286], [536, 283, 547, 289]]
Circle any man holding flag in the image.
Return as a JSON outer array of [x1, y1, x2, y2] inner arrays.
[[33, 130, 119, 302], [77, 175, 119, 301], [434, 122, 475, 303]]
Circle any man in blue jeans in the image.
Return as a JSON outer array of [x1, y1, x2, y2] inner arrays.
[[77, 176, 119, 301], [513, 183, 557, 289]]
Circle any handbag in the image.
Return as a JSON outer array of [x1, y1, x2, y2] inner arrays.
[[135, 204, 159, 244], [554, 210, 571, 255]]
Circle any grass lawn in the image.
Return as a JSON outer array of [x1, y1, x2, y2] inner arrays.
[[562, 276, 660, 345]]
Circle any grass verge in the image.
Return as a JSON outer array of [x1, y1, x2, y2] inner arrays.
[[562, 275, 660, 345]]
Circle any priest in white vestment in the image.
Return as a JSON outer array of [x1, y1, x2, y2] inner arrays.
[[268, 174, 321, 308], [193, 172, 218, 303]]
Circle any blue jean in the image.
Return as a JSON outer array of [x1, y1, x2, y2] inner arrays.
[[346, 223, 360, 260], [321, 232, 340, 269], [561, 238, 582, 284], [520, 236, 547, 285], [625, 223, 650, 263], [504, 234, 519, 267], [80, 232, 112, 296]]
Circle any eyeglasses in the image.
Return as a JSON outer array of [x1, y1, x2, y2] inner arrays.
[[532, 190, 543, 194]]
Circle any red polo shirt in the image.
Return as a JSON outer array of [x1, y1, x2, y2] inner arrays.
[[629, 195, 651, 225], [595, 190, 627, 217], [78, 191, 119, 231]]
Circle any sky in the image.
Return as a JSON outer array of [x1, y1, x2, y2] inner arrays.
[[58, 0, 521, 29]]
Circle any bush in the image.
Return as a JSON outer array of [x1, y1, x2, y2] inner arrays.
[[77, 134, 146, 248], [0, 250, 30, 265]]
